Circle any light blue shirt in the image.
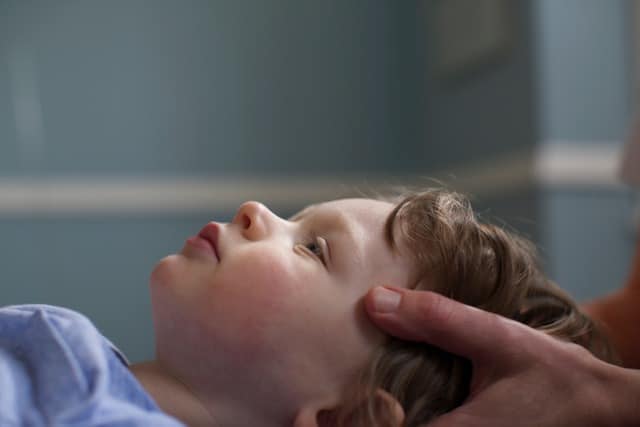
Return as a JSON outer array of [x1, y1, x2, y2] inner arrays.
[[0, 305, 184, 426]]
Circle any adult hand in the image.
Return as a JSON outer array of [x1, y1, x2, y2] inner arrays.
[[364, 286, 640, 427], [584, 240, 640, 368]]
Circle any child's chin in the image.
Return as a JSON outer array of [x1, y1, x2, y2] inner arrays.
[[149, 254, 184, 289]]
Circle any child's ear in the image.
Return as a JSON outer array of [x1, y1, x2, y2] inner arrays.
[[374, 388, 405, 425], [291, 406, 334, 427], [292, 389, 405, 427]]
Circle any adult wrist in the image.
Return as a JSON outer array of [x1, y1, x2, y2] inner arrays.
[[597, 363, 640, 426]]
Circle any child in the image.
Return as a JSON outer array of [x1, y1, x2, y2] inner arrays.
[[0, 189, 615, 427]]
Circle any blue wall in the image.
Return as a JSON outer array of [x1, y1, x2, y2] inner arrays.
[[2, 0, 422, 176], [404, 0, 637, 301], [532, 0, 636, 299], [420, 1, 537, 169], [533, 0, 632, 141]]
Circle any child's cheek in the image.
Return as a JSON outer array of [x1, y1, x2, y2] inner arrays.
[[222, 245, 301, 289], [205, 249, 310, 352]]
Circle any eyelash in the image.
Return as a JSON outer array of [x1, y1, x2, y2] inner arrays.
[[302, 237, 327, 265]]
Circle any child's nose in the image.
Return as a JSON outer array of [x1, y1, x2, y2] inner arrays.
[[233, 201, 276, 241]]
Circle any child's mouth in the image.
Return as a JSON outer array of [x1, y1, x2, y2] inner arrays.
[[197, 222, 221, 261]]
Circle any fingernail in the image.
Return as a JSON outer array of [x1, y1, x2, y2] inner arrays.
[[372, 287, 401, 313]]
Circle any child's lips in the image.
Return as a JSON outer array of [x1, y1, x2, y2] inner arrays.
[[197, 222, 221, 260], [184, 222, 220, 261], [185, 235, 218, 260]]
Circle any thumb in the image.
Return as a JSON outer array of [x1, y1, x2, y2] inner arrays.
[[364, 286, 526, 362]]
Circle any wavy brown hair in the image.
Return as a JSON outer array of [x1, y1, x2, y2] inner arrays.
[[332, 189, 617, 427]]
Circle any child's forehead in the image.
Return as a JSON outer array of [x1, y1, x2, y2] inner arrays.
[[296, 198, 394, 217]]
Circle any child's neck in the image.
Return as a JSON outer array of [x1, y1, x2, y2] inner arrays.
[[130, 361, 214, 426], [130, 360, 283, 427]]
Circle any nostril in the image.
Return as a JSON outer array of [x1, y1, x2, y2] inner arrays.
[[241, 213, 251, 229], [234, 201, 268, 239]]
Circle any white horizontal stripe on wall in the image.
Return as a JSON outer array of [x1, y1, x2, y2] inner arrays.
[[535, 142, 625, 189], [0, 143, 628, 215]]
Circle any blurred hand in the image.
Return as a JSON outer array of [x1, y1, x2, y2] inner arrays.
[[584, 240, 640, 368], [365, 286, 640, 427]]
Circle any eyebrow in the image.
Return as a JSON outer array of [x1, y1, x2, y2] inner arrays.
[[288, 205, 316, 222], [303, 210, 352, 238]]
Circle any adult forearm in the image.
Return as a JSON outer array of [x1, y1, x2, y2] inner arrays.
[[583, 240, 640, 368]]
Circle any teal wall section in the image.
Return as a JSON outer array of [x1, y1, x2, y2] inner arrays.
[[531, 0, 635, 299], [533, 0, 633, 141], [421, 0, 537, 169], [2, 0, 422, 176]]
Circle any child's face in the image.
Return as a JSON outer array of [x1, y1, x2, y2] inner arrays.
[[149, 198, 412, 406]]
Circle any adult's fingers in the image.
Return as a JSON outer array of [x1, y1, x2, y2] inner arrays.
[[364, 286, 533, 362]]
